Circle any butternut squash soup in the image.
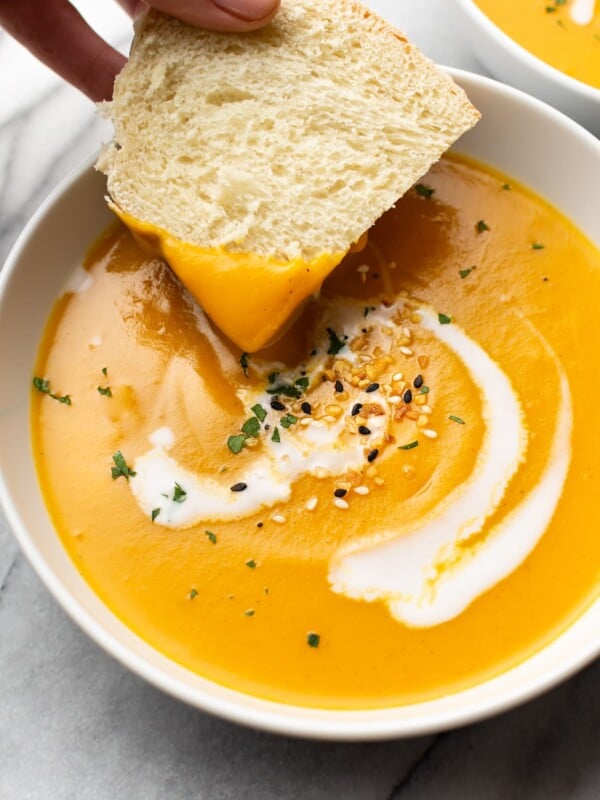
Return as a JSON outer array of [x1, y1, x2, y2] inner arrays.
[[473, 0, 600, 88], [31, 154, 600, 709]]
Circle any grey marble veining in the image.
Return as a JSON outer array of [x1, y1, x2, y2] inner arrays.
[[1, 1, 598, 798]]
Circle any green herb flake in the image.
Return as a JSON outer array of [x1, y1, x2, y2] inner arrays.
[[173, 482, 187, 503], [326, 327, 345, 355], [102, 367, 108, 376], [438, 313, 452, 325], [415, 183, 435, 199], [251, 403, 267, 422], [245, 559, 257, 569], [532, 242, 545, 250], [244, 609, 255, 617], [240, 352, 249, 377], [363, 306, 376, 318], [280, 414, 298, 429], [459, 266, 476, 279], [271, 427, 281, 443], [398, 440, 419, 450], [241, 417, 260, 438], [449, 415, 466, 425], [97, 386, 112, 397], [476, 219, 490, 234], [151, 508, 160, 523], [188, 588, 198, 600], [227, 434, 247, 454], [267, 371, 279, 385], [307, 632, 320, 648], [111, 450, 136, 482], [294, 376, 310, 391], [502, 183, 511, 191], [205, 530, 217, 544], [32, 376, 71, 405], [545, 5, 557, 12], [266, 383, 302, 399], [420, 385, 430, 395]]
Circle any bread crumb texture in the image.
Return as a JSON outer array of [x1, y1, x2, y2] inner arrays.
[[98, 0, 479, 260]]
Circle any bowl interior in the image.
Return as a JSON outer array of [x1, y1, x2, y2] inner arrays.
[[0, 69, 599, 740]]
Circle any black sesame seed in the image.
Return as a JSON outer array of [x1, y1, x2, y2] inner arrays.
[[334, 379, 344, 393], [231, 482, 247, 492], [358, 425, 371, 435], [334, 488, 348, 498], [301, 401, 312, 415], [257, 522, 263, 528], [367, 449, 379, 463], [414, 374, 423, 389], [270, 399, 286, 411], [361, 328, 368, 334], [366, 383, 379, 393], [351, 403, 363, 417], [300, 370, 307, 376], [310, 349, 317, 356], [264, 424, 270, 431], [403, 389, 413, 404]]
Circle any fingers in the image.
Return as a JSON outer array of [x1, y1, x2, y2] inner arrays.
[[146, 0, 280, 30], [0, 0, 126, 101]]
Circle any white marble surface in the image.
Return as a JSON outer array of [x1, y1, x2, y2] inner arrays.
[[0, 1, 598, 797]]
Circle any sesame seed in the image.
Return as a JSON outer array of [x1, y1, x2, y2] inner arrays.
[[366, 383, 379, 393], [333, 498, 350, 510], [354, 485, 370, 495], [272, 514, 286, 524], [351, 403, 363, 416], [367, 448, 379, 463], [423, 429, 438, 439], [357, 264, 370, 273], [358, 425, 371, 435], [401, 326, 412, 339], [300, 417, 312, 426], [414, 374, 423, 388], [392, 372, 403, 382], [399, 346, 414, 356], [270, 399, 286, 411], [374, 477, 385, 486], [421, 405, 432, 414], [257, 522, 263, 528], [388, 395, 401, 404], [321, 415, 337, 423], [231, 482, 247, 492], [334, 488, 348, 498], [403, 389, 413, 403], [301, 401, 312, 415], [334, 379, 344, 393], [306, 496, 318, 511]]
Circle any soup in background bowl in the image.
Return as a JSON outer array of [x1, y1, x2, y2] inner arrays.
[[0, 70, 599, 739]]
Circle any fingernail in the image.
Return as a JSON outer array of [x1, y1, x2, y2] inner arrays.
[[212, 0, 278, 22]]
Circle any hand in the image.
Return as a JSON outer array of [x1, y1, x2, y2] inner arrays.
[[0, 0, 280, 102]]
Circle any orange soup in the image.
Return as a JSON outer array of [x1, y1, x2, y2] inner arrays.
[[31, 154, 600, 709], [474, 0, 600, 88]]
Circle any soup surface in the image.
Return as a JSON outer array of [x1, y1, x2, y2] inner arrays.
[[32, 154, 600, 709], [474, 0, 600, 88]]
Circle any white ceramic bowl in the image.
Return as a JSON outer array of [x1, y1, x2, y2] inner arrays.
[[453, 0, 600, 136], [0, 69, 599, 740]]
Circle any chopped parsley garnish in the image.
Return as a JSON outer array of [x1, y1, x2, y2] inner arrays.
[[111, 450, 136, 481], [266, 383, 302, 399], [271, 427, 281, 443], [295, 376, 310, 391], [151, 508, 160, 522], [545, 4, 557, 11], [241, 417, 260, 438], [244, 609, 255, 617], [459, 266, 476, 279], [240, 352, 249, 377], [227, 434, 247, 454], [251, 403, 267, 422], [205, 530, 217, 544], [280, 414, 298, 429], [420, 386, 430, 394], [245, 559, 257, 569], [502, 183, 511, 191], [398, 440, 419, 450], [326, 327, 345, 355], [532, 242, 545, 250], [188, 588, 198, 600], [438, 313, 452, 325], [363, 306, 375, 318], [268, 371, 279, 385], [449, 415, 466, 425], [476, 219, 490, 233], [32, 376, 71, 405], [415, 183, 435, 198], [307, 632, 320, 648], [173, 482, 187, 503], [102, 367, 108, 376], [97, 386, 112, 397]]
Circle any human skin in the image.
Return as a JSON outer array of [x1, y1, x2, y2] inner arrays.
[[0, 0, 280, 101]]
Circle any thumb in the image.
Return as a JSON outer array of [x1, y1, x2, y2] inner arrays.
[[145, 0, 280, 30]]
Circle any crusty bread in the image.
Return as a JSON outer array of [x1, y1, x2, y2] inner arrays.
[[97, 0, 479, 261]]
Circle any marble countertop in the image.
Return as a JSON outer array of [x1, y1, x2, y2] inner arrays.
[[1, 1, 598, 797]]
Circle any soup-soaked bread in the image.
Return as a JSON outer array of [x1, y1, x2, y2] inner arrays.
[[97, 0, 480, 260]]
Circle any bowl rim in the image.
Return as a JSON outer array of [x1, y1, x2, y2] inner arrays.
[[1, 66, 599, 741], [454, 0, 600, 101]]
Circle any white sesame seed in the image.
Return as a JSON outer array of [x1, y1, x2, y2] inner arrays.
[[399, 346, 414, 356], [314, 467, 327, 479], [333, 498, 349, 510], [392, 372, 403, 382], [300, 417, 312, 426], [423, 429, 438, 439], [354, 485, 370, 496], [388, 395, 401, 404], [306, 497, 318, 511], [321, 415, 337, 424], [401, 326, 412, 339], [271, 514, 286, 524], [421, 405, 432, 414], [357, 264, 370, 273]]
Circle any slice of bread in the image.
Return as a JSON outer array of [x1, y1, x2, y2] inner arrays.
[[97, 0, 479, 262]]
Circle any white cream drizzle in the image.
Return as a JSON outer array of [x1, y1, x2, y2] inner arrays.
[[569, 0, 596, 25]]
